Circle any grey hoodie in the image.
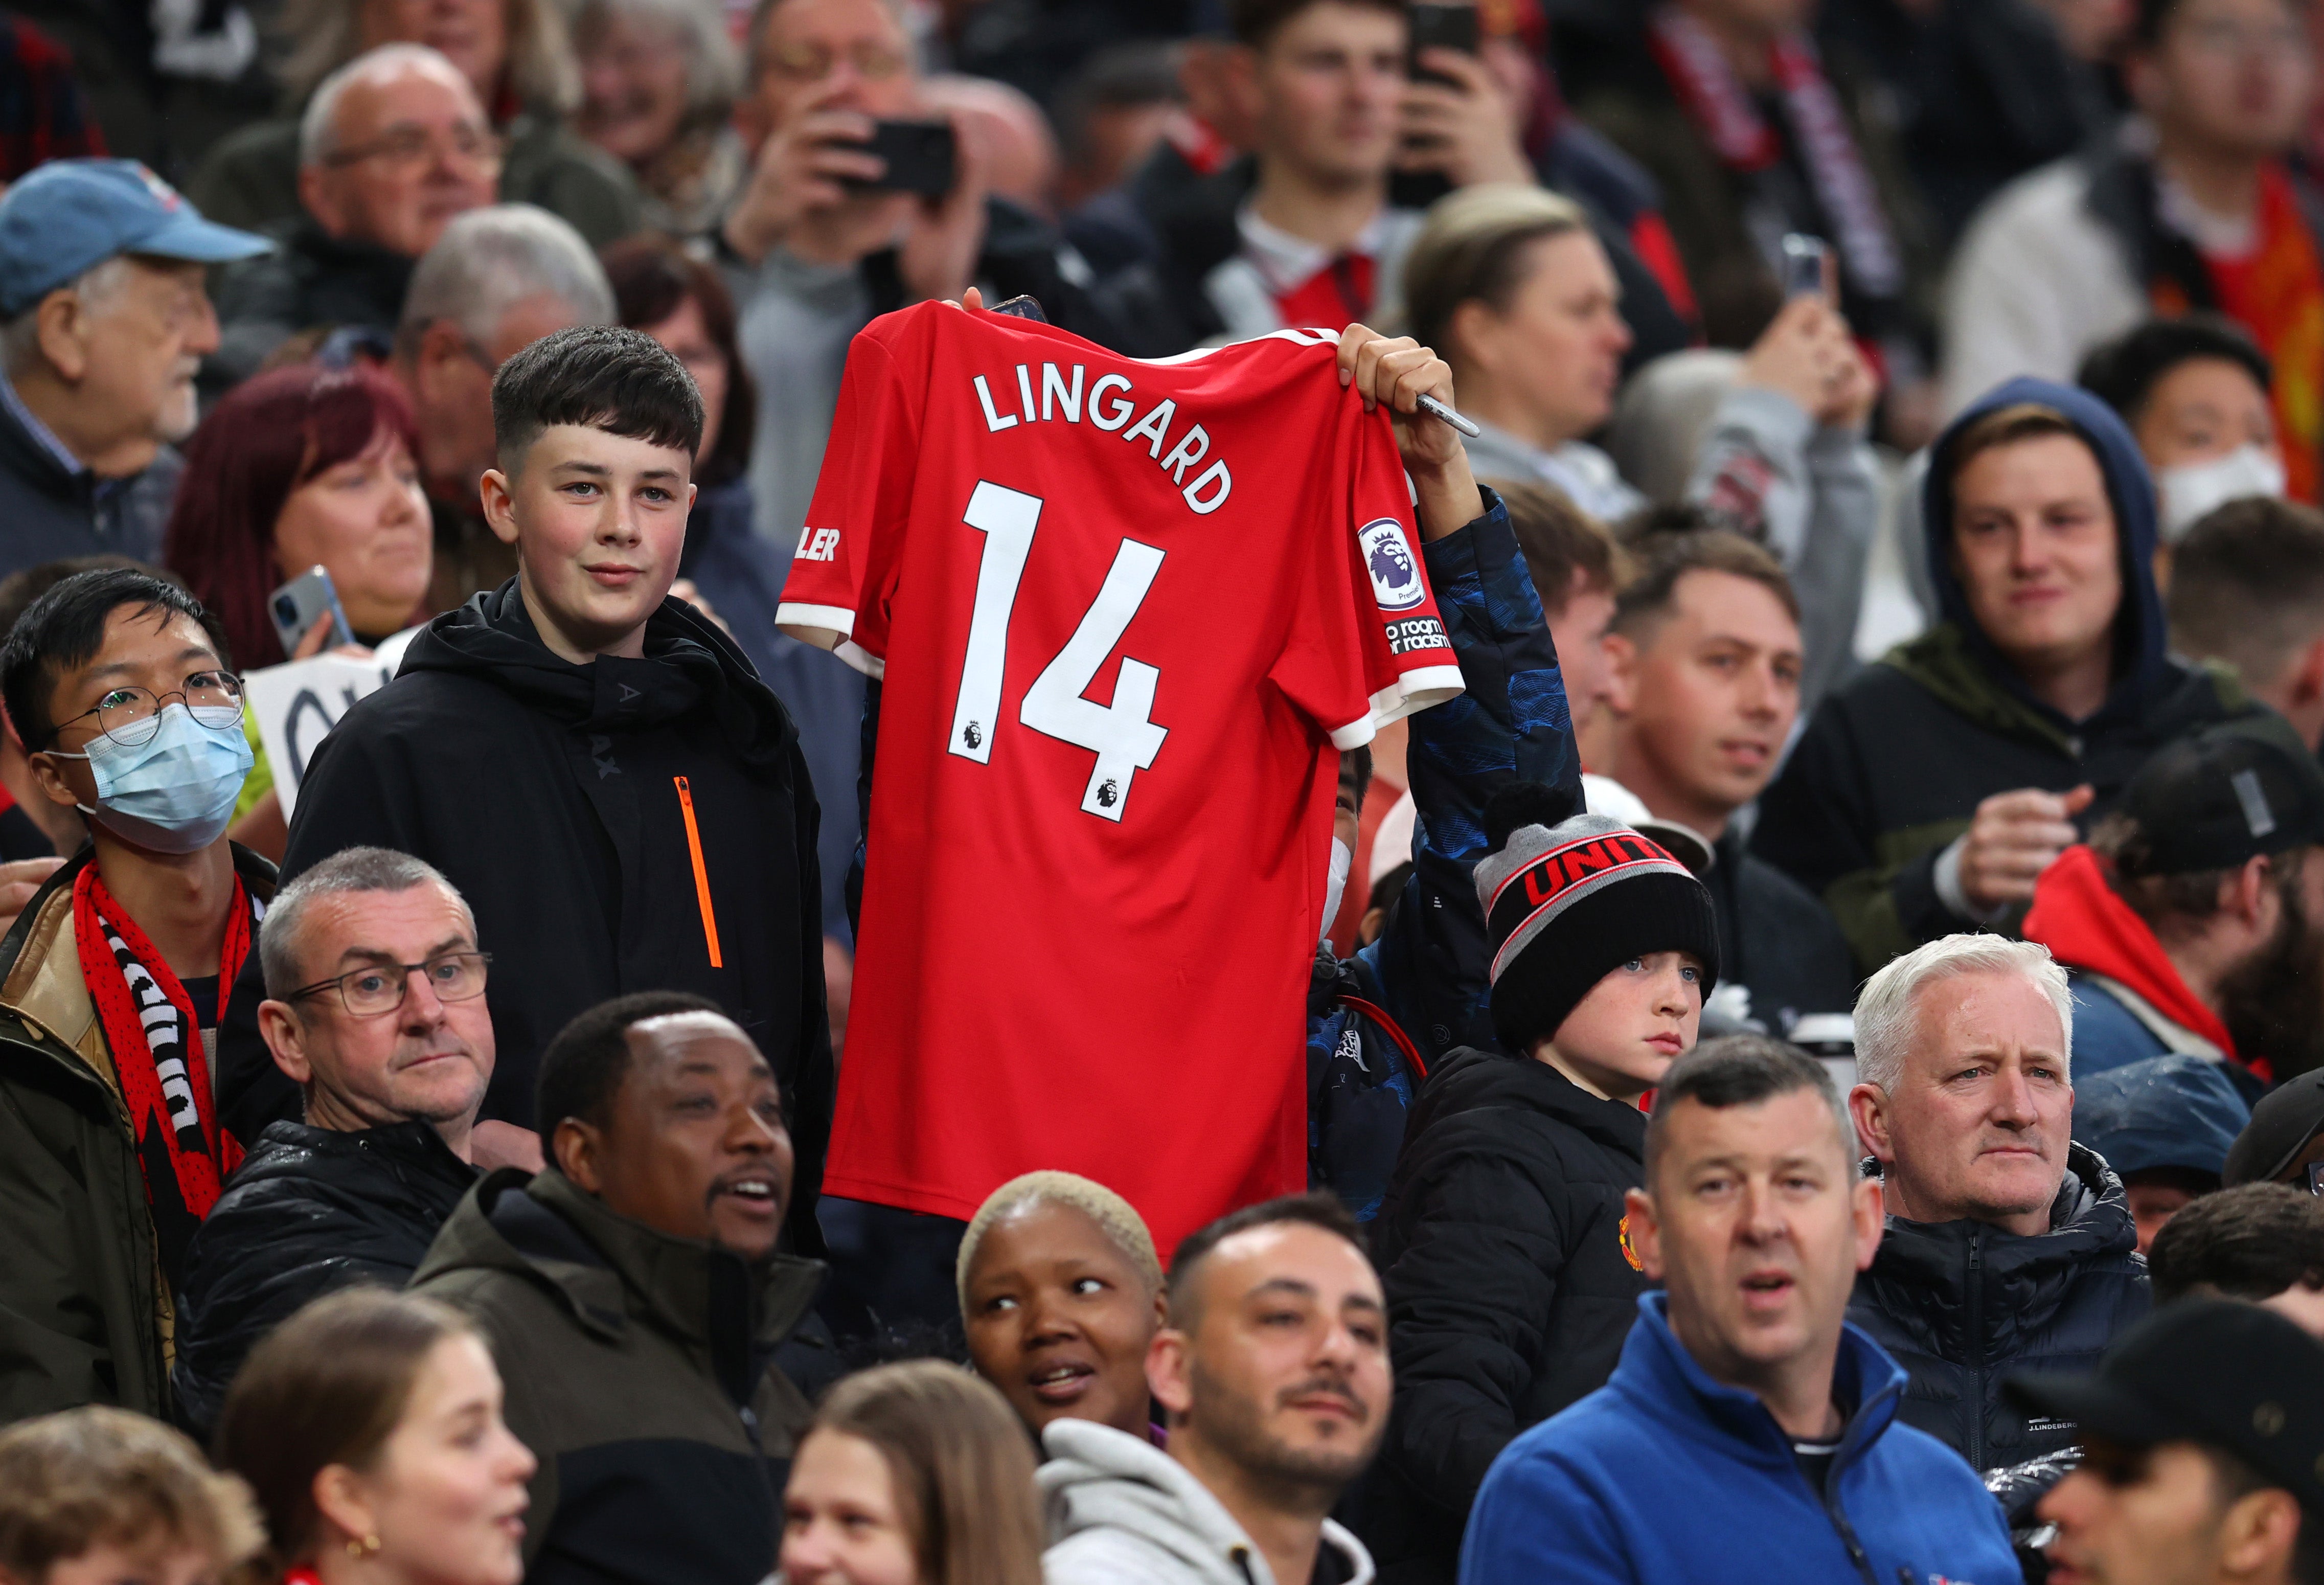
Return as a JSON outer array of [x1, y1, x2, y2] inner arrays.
[[1040, 1420, 1375, 1585]]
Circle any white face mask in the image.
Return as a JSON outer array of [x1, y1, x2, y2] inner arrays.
[[1321, 837, 1353, 944], [2157, 445, 2287, 543]]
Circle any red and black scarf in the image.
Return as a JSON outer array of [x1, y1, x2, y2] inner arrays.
[[2146, 162, 2324, 504], [73, 863, 255, 1290], [1647, 6, 1903, 304]]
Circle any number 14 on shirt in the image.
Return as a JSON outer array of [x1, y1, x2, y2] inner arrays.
[[947, 480, 1168, 823]]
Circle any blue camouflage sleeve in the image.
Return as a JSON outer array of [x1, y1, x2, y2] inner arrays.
[[1359, 487, 1578, 1065]]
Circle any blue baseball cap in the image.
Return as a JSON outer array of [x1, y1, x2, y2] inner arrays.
[[0, 160, 271, 317]]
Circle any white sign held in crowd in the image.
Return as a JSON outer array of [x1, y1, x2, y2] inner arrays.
[[243, 629, 418, 818]]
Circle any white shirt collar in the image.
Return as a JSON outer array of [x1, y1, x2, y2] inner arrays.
[[1233, 203, 1396, 296]]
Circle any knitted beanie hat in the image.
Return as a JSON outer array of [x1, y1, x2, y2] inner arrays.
[[1476, 809, 1721, 1052]]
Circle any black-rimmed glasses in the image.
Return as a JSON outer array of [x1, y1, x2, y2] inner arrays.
[[287, 952, 492, 1018]]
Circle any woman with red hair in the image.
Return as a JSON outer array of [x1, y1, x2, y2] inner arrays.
[[165, 363, 431, 675], [164, 364, 431, 859]]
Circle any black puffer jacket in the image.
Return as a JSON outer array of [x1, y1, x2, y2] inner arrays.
[[171, 1120, 476, 1438], [1848, 1142, 2148, 1473], [1360, 1049, 1653, 1585], [216, 581, 833, 1257]]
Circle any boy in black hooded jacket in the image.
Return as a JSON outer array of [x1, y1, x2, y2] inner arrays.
[[214, 326, 832, 1253], [1361, 790, 1720, 1585]]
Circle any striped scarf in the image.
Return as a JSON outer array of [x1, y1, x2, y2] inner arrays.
[[72, 863, 255, 1290], [1648, 6, 1903, 302]]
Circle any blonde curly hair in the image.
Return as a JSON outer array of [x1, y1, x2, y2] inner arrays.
[[955, 1171, 1163, 1318], [0, 1408, 263, 1583]]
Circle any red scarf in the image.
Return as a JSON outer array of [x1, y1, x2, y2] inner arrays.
[[1275, 253, 1379, 332], [1647, 7, 1902, 302], [2023, 845, 2270, 1081], [2151, 163, 2324, 504], [73, 863, 253, 1289], [1164, 113, 1235, 179]]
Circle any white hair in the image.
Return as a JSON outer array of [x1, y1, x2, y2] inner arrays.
[[396, 205, 616, 354], [573, 0, 742, 128], [1853, 933, 2075, 1093], [2, 255, 145, 376], [300, 43, 479, 167]]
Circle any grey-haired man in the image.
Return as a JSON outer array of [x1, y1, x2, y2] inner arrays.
[[0, 159, 267, 580], [171, 845, 504, 1438]]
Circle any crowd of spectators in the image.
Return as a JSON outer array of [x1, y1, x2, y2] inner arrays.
[[4, 0, 2324, 1582]]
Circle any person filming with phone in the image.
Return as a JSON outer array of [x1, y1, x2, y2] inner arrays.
[[720, 0, 1133, 552], [1142, 0, 1543, 351]]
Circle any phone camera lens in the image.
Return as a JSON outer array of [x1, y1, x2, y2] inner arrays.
[[274, 595, 298, 624]]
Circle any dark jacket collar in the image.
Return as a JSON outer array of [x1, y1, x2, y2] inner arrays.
[[1862, 1142, 2138, 1350], [1406, 1045, 1649, 1158], [243, 1116, 477, 1188], [276, 215, 419, 314], [1148, 155, 1258, 293], [420, 1167, 823, 1378], [1614, 1292, 1908, 1478], [399, 577, 800, 772], [0, 374, 87, 505]]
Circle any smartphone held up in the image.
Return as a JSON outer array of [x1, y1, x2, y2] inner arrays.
[[1391, 2, 1480, 209], [840, 119, 958, 198], [269, 564, 354, 660], [1406, 1, 1479, 85], [1781, 233, 1832, 301]]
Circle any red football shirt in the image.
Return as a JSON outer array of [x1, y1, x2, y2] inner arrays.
[[778, 302, 1462, 1255]]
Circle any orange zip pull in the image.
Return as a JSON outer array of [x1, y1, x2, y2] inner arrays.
[[674, 776, 723, 968]]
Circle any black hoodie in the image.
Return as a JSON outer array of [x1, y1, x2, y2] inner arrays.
[[214, 581, 833, 1253], [1358, 1047, 1654, 1585], [1753, 378, 2259, 971]]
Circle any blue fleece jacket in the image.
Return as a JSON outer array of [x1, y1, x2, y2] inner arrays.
[[1458, 1295, 2020, 1585]]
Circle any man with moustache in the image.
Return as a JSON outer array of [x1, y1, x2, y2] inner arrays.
[[1848, 934, 2149, 1476], [0, 160, 267, 581], [2024, 718, 2324, 1097], [1458, 1035, 2017, 1584], [1042, 1192, 1388, 1585], [413, 991, 823, 1585]]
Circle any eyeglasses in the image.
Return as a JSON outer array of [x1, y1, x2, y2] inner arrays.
[[51, 673, 243, 749], [2177, 16, 2308, 58], [287, 952, 492, 1018], [763, 39, 908, 83], [323, 124, 505, 173], [2307, 1160, 2323, 1196]]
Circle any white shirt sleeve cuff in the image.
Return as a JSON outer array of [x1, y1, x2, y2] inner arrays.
[[1932, 834, 2010, 925]]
